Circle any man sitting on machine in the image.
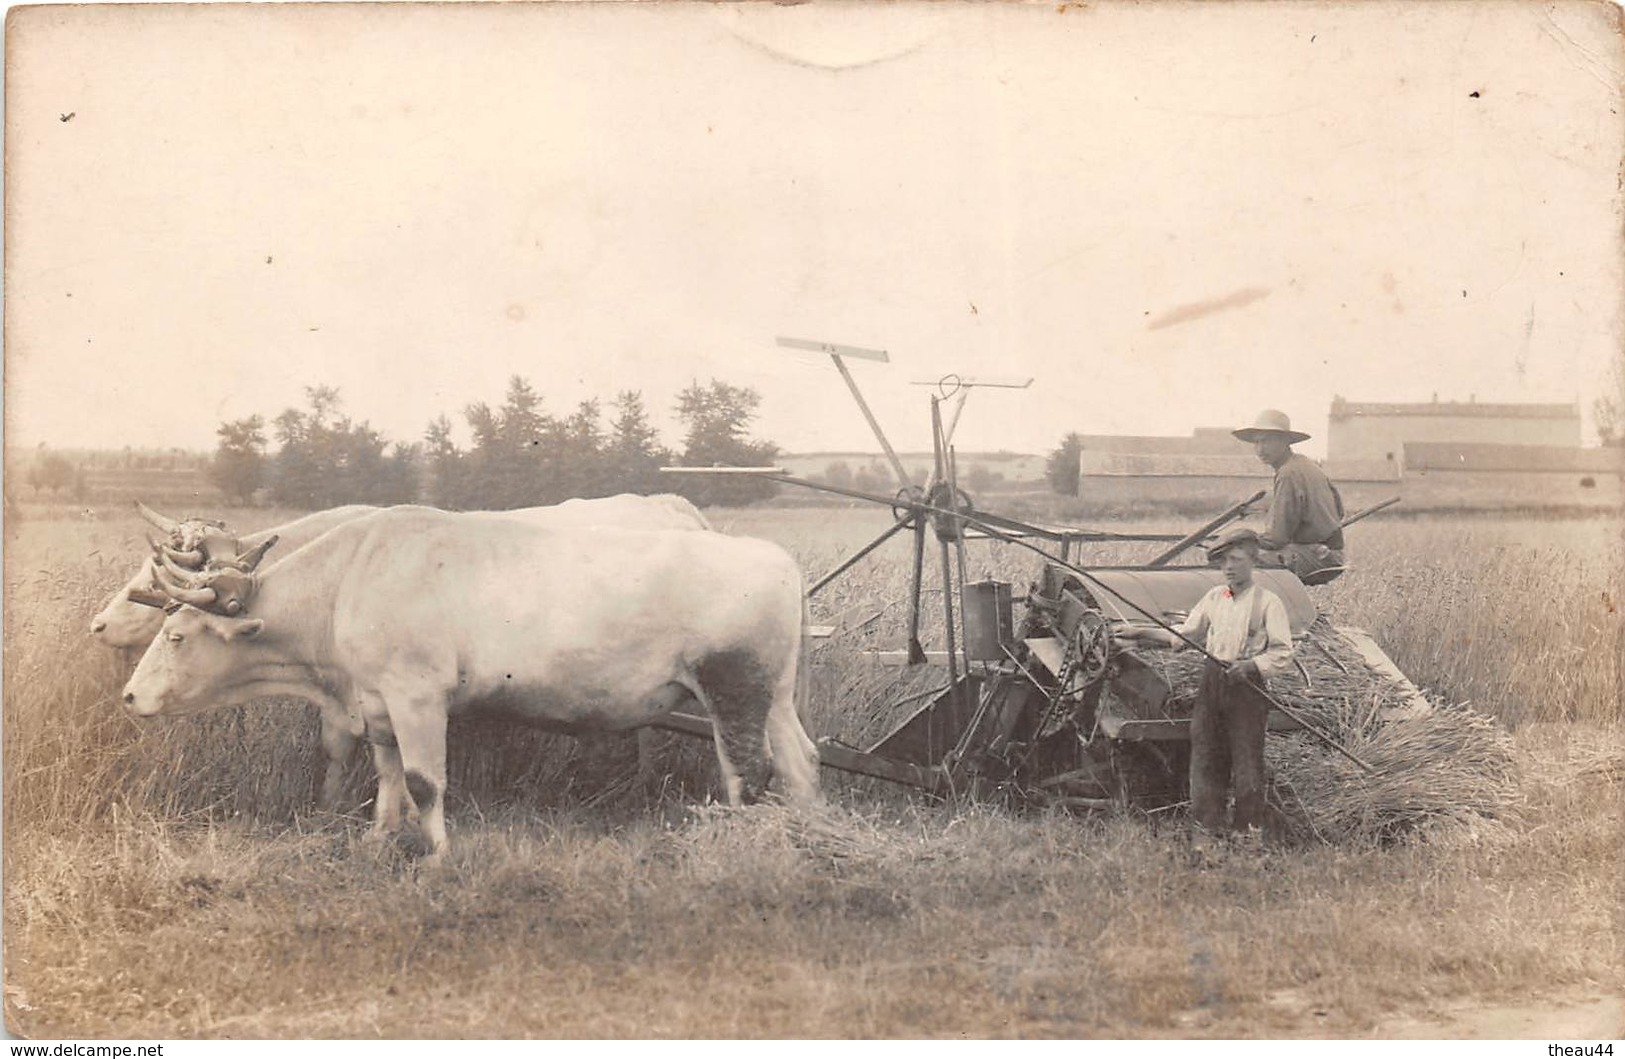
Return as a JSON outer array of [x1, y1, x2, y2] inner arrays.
[[1233, 409, 1346, 585]]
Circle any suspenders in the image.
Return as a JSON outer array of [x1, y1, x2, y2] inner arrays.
[[1238, 584, 1268, 659]]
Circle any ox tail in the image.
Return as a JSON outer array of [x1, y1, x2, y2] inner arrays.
[[796, 591, 819, 771], [797, 593, 811, 725]]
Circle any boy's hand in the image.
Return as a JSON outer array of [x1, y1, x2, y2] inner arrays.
[[1225, 659, 1260, 686]]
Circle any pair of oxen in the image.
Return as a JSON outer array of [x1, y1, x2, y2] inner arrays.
[[96, 497, 822, 862]]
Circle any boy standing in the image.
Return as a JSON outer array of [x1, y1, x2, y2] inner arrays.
[[1115, 527, 1293, 836]]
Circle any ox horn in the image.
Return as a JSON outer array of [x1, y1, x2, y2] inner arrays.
[[134, 500, 180, 535], [127, 586, 171, 610], [160, 543, 205, 570], [156, 548, 203, 584], [232, 534, 279, 572], [153, 563, 218, 609]]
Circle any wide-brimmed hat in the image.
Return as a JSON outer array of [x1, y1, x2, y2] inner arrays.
[[1232, 409, 1311, 444], [1206, 526, 1263, 561]]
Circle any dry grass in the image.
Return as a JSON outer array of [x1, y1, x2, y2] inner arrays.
[[1316, 516, 1623, 727], [4, 504, 1621, 1037], [5, 757, 1619, 1039]]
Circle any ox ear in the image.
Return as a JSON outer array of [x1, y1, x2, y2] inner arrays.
[[233, 534, 279, 572], [202, 614, 264, 641]]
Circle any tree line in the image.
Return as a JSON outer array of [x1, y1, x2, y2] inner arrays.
[[207, 377, 779, 510]]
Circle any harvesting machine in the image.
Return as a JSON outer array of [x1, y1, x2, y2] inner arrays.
[[660, 339, 1417, 807]]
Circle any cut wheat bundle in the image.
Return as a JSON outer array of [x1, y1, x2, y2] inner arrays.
[[1140, 618, 1519, 842]]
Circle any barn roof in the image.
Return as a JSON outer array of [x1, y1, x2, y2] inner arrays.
[[1077, 452, 1265, 477], [1073, 430, 1248, 456], [1403, 442, 1623, 473], [1331, 398, 1578, 420]]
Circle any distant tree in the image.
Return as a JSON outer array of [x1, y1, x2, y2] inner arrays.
[[210, 415, 268, 505], [459, 376, 624, 508], [606, 390, 670, 495], [1595, 359, 1625, 447], [27, 451, 74, 496], [327, 417, 386, 502], [423, 415, 465, 508], [1597, 399, 1620, 446], [465, 401, 500, 452], [1045, 433, 1085, 496], [671, 380, 779, 507], [964, 464, 1003, 494], [557, 399, 611, 499], [266, 389, 415, 507], [305, 385, 341, 429], [376, 442, 421, 504], [852, 460, 890, 495], [487, 375, 560, 507], [270, 407, 317, 507], [822, 460, 854, 489]]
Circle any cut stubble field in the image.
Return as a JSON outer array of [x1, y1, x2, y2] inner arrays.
[[3, 502, 1622, 1038]]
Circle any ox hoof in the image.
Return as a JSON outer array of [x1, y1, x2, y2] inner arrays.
[[361, 826, 396, 848]]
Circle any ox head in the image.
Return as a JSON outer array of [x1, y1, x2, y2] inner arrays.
[[89, 563, 177, 647], [122, 606, 265, 717], [135, 501, 241, 565], [93, 505, 278, 646], [148, 533, 278, 617]]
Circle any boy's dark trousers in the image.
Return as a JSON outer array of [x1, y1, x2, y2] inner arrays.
[[1189, 658, 1270, 832]]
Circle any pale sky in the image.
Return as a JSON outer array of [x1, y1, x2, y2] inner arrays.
[[6, 1, 1623, 461]]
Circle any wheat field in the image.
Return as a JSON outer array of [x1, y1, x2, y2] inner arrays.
[[3, 501, 1621, 1038]]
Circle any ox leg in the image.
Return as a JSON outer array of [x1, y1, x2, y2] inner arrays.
[[694, 650, 774, 806], [765, 670, 821, 805], [366, 740, 408, 840], [388, 701, 450, 864], [316, 714, 357, 811], [635, 728, 662, 787]]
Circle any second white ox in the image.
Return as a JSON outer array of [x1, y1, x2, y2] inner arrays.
[[92, 495, 710, 648], [96, 494, 711, 807], [122, 506, 821, 860]]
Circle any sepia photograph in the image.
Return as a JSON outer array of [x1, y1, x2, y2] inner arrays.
[[4, 0, 1622, 1042]]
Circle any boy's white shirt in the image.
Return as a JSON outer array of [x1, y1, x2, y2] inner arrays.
[[1176, 581, 1294, 677]]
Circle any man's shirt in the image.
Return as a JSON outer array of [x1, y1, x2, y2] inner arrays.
[[1263, 452, 1345, 550], [1176, 582, 1293, 678]]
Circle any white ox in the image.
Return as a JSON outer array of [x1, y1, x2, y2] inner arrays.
[[92, 495, 710, 647], [98, 495, 711, 807], [122, 506, 820, 861]]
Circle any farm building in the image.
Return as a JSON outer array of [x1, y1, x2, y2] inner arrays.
[[1072, 428, 1250, 456], [1328, 396, 1580, 464], [1068, 425, 1398, 513], [1073, 446, 1399, 515], [780, 451, 1050, 493], [1400, 441, 1622, 509]]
